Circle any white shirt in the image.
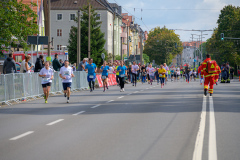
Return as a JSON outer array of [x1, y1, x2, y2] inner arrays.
[[148, 67, 155, 76], [131, 65, 139, 74], [60, 66, 73, 83], [39, 67, 54, 84]]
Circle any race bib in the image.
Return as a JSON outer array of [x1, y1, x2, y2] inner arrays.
[[43, 77, 50, 82], [159, 74, 163, 77], [120, 74, 125, 78], [64, 71, 70, 76], [102, 76, 106, 79], [89, 75, 94, 79]]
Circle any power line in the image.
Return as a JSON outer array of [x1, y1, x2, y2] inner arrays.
[[122, 6, 221, 11], [112, 0, 150, 31]]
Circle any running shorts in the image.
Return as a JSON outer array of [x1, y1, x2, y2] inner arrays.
[[62, 82, 72, 91], [42, 83, 51, 88], [87, 75, 96, 82]]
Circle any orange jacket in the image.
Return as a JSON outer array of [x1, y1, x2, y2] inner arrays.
[[201, 58, 218, 77]]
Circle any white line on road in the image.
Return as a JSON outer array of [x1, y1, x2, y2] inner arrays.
[[10, 131, 34, 140], [127, 93, 132, 95], [91, 105, 101, 109], [140, 90, 144, 92], [133, 91, 139, 93], [209, 96, 218, 160], [72, 111, 85, 116], [118, 96, 124, 99], [46, 119, 64, 126], [192, 96, 207, 160], [107, 100, 114, 103]]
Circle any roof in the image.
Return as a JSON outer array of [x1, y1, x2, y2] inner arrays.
[[51, 0, 108, 10]]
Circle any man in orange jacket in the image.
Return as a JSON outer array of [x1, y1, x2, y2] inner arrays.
[[201, 54, 218, 96]]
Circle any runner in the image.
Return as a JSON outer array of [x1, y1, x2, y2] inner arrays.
[[163, 63, 169, 84], [148, 64, 155, 85], [59, 60, 75, 103], [142, 69, 147, 84], [84, 58, 97, 92], [176, 67, 180, 81], [100, 61, 110, 92], [115, 61, 120, 86], [170, 68, 174, 81], [117, 61, 127, 92], [193, 69, 197, 81], [39, 61, 54, 103], [131, 61, 139, 87], [155, 68, 159, 85], [185, 64, 191, 83], [146, 64, 150, 84], [158, 65, 166, 88]]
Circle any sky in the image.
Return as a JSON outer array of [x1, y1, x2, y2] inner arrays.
[[108, 0, 239, 42]]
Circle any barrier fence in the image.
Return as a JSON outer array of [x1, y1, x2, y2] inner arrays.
[[0, 71, 89, 105]]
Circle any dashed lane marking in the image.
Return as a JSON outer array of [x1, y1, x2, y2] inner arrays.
[[106, 100, 114, 103], [118, 96, 124, 99], [10, 131, 34, 140], [91, 105, 101, 109], [46, 119, 64, 126], [72, 111, 85, 116]]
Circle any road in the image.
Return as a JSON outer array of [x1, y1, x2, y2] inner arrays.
[[0, 79, 239, 160]]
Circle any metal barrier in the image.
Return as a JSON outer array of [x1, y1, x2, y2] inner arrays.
[[0, 71, 89, 105]]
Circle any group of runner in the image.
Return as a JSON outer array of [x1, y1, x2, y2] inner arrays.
[[38, 58, 202, 104]]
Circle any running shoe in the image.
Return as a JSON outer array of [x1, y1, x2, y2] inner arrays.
[[45, 100, 48, 103], [122, 88, 125, 92], [133, 84, 134, 86], [64, 93, 66, 97], [67, 100, 69, 103], [103, 90, 105, 92], [107, 86, 109, 89], [188, 81, 189, 83], [210, 93, 213, 96], [120, 89, 123, 92], [90, 88, 93, 92], [200, 83, 202, 85], [161, 86, 163, 88], [216, 82, 218, 85], [204, 89, 207, 96]]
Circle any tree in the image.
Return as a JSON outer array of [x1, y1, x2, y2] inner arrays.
[[206, 5, 240, 68], [143, 53, 150, 64], [143, 26, 183, 65], [68, 3, 107, 67], [0, 0, 38, 55]]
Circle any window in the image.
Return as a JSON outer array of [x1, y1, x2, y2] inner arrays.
[[57, 29, 62, 36], [57, 14, 62, 20], [96, 14, 101, 20], [70, 14, 75, 20], [57, 45, 62, 50]]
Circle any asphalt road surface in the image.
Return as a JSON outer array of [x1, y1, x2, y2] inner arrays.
[[0, 79, 239, 160]]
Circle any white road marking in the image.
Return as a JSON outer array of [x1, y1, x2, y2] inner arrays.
[[91, 105, 101, 109], [127, 93, 132, 95], [10, 131, 34, 140], [209, 96, 218, 160], [118, 96, 124, 99], [46, 119, 64, 126], [140, 90, 144, 92], [133, 91, 139, 93], [72, 111, 85, 116], [107, 100, 114, 103], [192, 96, 207, 160]]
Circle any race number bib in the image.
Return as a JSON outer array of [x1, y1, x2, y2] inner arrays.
[[89, 75, 94, 79], [120, 74, 125, 78], [159, 74, 162, 77], [102, 76, 106, 79], [43, 77, 50, 82], [64, 71, 70, 76]]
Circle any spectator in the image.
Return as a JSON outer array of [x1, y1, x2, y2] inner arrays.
[[52, 54, 62, 71], [3, 53, 17, 74], [34, 55, 44, 72], [59, 59, 63, 66], [77, 58, 86, 71], [230, 67, 234, 79], [24, 55, 33, 73], [72, 63, 76, 71]]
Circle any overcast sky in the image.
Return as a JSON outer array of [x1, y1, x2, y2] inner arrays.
[[108, 0, 239, 42]]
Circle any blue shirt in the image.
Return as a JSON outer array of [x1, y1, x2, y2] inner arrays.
[[85, 63, 97, 76], [101, 65, 109, 76], [117, 65, 127, 76]]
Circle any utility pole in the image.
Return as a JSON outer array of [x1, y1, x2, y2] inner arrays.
[[140, 31, 143, 64], [127, 22, 129, 58], [121, 37, 123, 61], [77, 10, 81, 65], [48, 0, 51, 57], [88, 4, 91, 58], [112, 12, 115, 62]]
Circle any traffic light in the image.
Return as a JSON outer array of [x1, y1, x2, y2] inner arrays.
[[221, 33, 224, 41]]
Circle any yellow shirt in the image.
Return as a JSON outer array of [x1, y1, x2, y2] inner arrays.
[[115, 66, 119, 75], [158, 68, 166, 78]]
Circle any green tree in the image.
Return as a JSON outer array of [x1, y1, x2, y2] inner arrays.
[[143, 26, 183, 65], [206, 5, 240, 68], [0, 0, 38, 55], [143, 53, 150, 64], [68, 3, 107, 67]]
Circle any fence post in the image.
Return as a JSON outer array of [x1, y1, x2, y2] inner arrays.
[[4, 75, 7, 103]]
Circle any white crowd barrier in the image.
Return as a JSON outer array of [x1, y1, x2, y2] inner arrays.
[[0, 71, 89, 105]]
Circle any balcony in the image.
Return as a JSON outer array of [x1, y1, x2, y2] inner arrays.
[[121, 32, 127, 38]]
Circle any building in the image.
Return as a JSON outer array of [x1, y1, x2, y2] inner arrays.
[[48, 0, 122, 56]]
